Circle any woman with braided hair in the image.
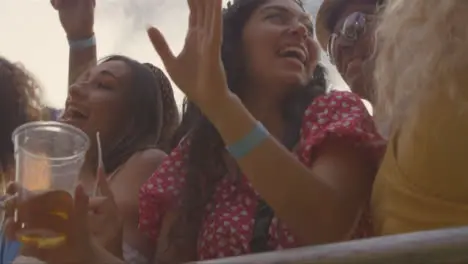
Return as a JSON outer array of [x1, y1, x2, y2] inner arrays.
[[7, 56, 178, 264], [6, 56, 179, 264], [45, 1, 179, 263]]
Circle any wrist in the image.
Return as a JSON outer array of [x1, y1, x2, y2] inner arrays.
[[201, 92, 262, 149], [67, 31, 95, 41], [106, 227, 124, 259], [87, 239, 104, 264], [68, 34, 96, 50], [81, 239, 99, 264], [200, 92, 240, 123], [89, 238, 126, 264]]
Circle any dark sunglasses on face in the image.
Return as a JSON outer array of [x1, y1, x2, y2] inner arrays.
[[326, 12, 374, 64]]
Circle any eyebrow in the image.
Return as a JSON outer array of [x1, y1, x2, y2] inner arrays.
[[260, 5, 312, 22]]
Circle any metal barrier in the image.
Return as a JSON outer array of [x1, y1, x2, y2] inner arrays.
[[191, 227, 468, 264]]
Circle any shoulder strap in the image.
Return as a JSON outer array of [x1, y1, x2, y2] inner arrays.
[[249, 199, 275, 253]]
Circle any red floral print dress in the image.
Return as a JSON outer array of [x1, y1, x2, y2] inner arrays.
[[139, 91, 385, 260]]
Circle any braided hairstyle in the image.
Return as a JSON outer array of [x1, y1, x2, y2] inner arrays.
[[165, 0, 327, 259], [0, 57, 41, 174], [143, 63, 180, 153]]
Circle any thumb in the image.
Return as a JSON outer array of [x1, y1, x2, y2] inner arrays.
[[147, 27, 176, 70]]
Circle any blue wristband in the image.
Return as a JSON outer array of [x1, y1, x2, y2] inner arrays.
[[226, 121, 269, 159], [68, 35, 96, 50]]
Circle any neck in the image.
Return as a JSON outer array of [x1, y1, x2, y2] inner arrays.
[[242, 85, 285, 139], [81, 149, 98, 180]]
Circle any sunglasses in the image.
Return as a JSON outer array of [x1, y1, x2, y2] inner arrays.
[[326, 12, 374, 64]]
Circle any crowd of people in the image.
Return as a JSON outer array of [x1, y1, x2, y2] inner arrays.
[[0, 0, 467, 263]]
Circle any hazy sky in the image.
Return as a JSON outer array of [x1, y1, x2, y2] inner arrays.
[[0, 0, 347, 108]]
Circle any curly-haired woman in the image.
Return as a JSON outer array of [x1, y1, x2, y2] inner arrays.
[[0, 56, 42, 264], [0, 57, 42, 188]]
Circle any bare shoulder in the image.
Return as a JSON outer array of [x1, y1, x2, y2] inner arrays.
[[127, 149, 167, 167], [118, 148, 167, 183]]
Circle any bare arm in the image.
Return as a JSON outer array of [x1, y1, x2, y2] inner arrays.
[[203, 94, 375, 245], [51, 0, 97, 85], [68, 35, 97, 85]]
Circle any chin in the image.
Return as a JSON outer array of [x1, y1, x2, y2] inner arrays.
[[277, 71, 310, 87], [61, 119, 88, 135]]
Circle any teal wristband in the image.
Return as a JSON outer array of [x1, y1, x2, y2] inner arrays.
[[68, 35, 96, 50], [226, 121, 269, 159]]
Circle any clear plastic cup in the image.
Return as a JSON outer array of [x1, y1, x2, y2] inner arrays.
[[12, 121, 90, 248]]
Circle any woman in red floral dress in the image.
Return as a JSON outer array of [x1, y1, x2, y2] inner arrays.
[[138, 0, 385, 262]]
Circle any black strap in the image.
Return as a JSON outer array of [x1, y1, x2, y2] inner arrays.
[[249, 199, 275, 253]]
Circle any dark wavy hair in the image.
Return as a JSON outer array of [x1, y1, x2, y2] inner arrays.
[[0, 57, 41, 175], [166, 0, 327, 259], [97, 56, 179, 174]]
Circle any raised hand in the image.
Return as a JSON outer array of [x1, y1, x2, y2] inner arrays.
[[51, 0, 95, 39], [147, 0, 229, 111]]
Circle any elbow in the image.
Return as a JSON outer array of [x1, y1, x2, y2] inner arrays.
[[287, 194, 368, 246]]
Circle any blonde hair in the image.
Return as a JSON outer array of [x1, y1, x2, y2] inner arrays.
[[373, 0, 468, 134]]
